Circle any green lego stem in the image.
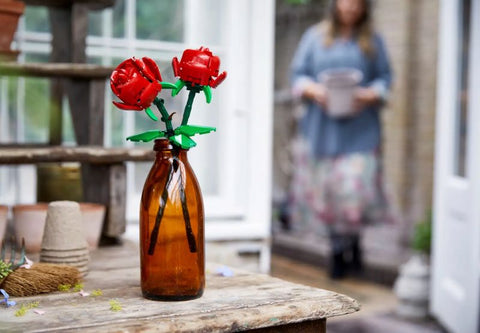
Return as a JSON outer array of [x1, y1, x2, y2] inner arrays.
[[153, 98, 174, 134], [181, 89, 197, 126]]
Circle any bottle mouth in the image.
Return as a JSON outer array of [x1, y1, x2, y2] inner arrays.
[[153, 138, 174, 151]]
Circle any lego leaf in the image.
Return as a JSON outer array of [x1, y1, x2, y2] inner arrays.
[[127, 130, 165, 142], [144, 107, 158, 121], [160, 82, 177, 90], [171, 79, 186, 97], [203, 86, 212, 104], [175, 125, 216, 137], [169, 134, 197, 149]]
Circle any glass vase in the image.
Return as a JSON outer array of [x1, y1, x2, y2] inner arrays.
[[140, 138, 205, 301]]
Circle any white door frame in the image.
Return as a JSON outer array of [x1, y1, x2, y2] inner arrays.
[[431, 0, 480, 332]]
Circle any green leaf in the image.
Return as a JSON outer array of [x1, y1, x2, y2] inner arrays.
[[160, 81, 177, 90], [169, 134, 197, 149], [172, 79, 186, 97], [175, 125, 216, 137], [144, 107, 158, 121], [203, 86, 212, 104], [127, 130, 165, 142]]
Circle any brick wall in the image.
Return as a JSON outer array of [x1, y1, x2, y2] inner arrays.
[[375, 0, 438, 236]]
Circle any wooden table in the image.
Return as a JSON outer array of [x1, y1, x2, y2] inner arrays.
[[0, 242, 359, 332]]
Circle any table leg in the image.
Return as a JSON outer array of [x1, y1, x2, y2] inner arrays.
[[246, 319, 326, 332]]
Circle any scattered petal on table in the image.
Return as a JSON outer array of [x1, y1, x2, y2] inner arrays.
[[215, 266, 234, 277], [20, 256, 33, 269], [79, 290, 90, 297]]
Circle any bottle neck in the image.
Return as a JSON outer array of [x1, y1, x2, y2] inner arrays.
[[153, 139, 189, 161]]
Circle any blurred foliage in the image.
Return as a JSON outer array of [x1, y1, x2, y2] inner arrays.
[[412, 210, 432, 255]]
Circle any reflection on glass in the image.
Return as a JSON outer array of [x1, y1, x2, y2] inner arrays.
[[454, 0, 471, 177], [136, 1, 184, 41]]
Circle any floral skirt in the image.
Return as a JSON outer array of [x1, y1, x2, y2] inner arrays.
[[289, 138, 392, 235]]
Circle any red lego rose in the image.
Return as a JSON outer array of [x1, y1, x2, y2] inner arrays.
[[172, 47, 227, 88], [111, 57, 162, 111]]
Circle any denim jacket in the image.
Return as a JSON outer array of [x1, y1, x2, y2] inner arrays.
[[291, 24, 392, 157]]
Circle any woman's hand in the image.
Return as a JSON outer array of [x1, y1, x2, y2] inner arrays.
[[353, 87, 380, 112], [303, 82, 328, 108]]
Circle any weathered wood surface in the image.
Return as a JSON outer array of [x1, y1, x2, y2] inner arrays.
[[0, 241, 360, 332], [0, 62, 113, 79], [0, 146, 155, 164]]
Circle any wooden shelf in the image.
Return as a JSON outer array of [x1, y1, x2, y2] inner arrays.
[[0, 145, 155, 165], [0, 62, 114, 79]]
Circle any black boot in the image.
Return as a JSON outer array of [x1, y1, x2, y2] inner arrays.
[[329, 251, 346, 279], [350, 235, 363, 274]]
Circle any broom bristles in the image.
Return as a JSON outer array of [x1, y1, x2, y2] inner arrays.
[[0, 263, 81, 297]]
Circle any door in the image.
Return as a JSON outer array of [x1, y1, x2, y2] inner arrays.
[[431, 0, 480, 332]]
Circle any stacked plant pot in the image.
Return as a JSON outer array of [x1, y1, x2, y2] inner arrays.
[[40, 201, 89, 276]]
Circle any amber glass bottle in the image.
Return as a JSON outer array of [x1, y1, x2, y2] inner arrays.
[[140, 138, 205, 301]]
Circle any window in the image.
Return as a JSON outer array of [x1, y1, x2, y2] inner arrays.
[[0, 0, 274, 242]]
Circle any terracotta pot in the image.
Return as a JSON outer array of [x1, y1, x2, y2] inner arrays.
[[79, 203, 105, 250], [13, 203, 48, 253], [0, 205, 8, 243], [0, 1, 25, 52]]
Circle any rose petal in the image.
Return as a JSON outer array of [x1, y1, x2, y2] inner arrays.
[[34, 309, 45, 315]]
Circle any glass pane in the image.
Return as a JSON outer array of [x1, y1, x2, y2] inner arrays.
[[195, 0, 224, 45], [136, 1, 184, 42], [23, 54, 50, 143], [88, 10, 103, 36], [454, 0, 471, 177], [24, 7, 50, 33], [110, 102, 125, 147], [113, 0, 126, 38], [23, 78, 49, 142]]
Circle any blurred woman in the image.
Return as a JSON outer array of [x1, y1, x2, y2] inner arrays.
[[290, 0, 393, 278]]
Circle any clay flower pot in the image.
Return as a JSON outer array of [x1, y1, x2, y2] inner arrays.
[[0, 0, 25, 61], [79, 203, 105, 250], [13, 203, 48, 253], [0, 205, 8, 243]]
